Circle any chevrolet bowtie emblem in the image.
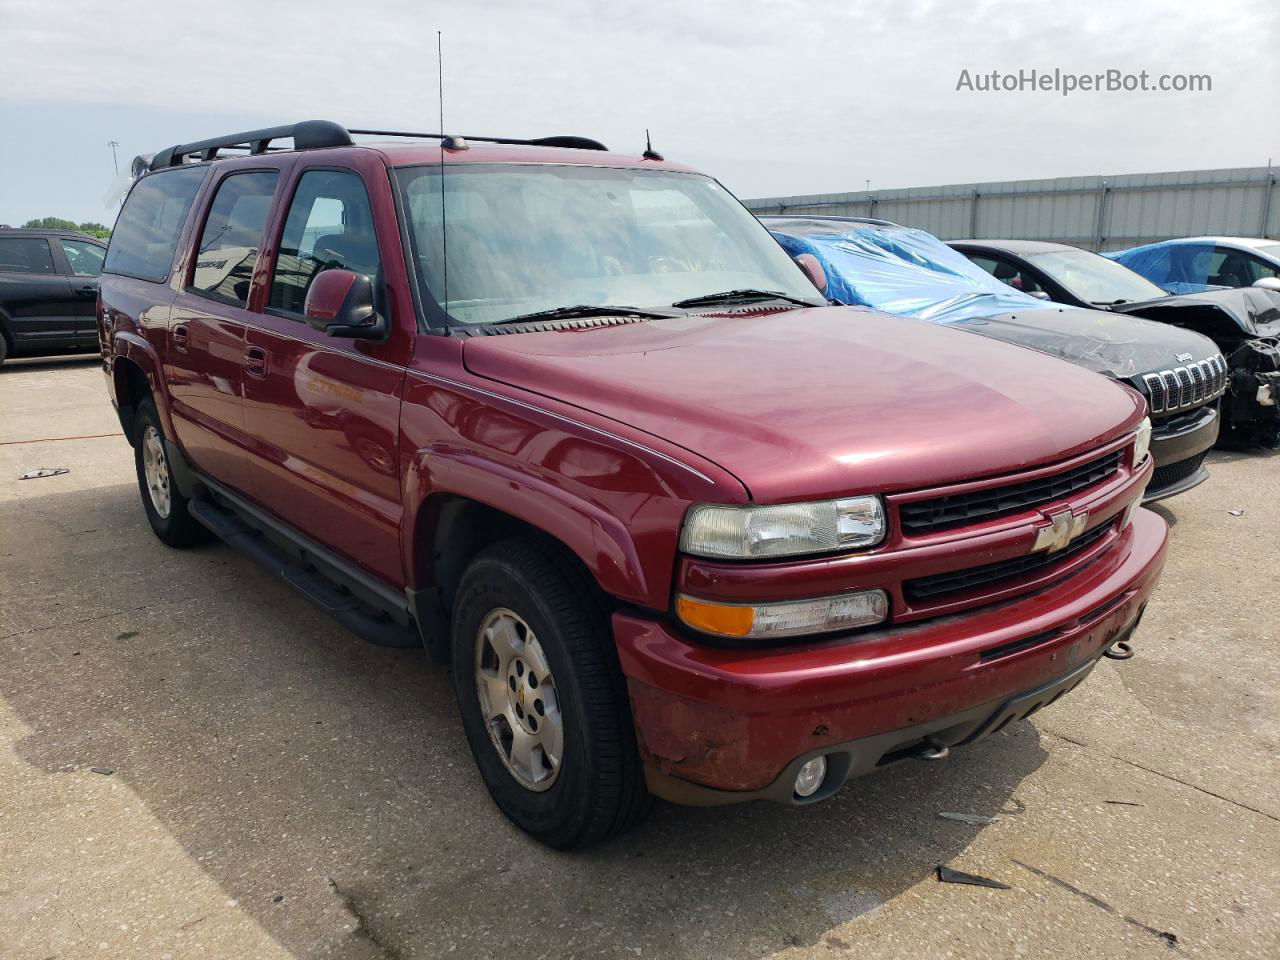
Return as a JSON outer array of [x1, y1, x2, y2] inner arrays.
[[1033, 509, 1089, 553]]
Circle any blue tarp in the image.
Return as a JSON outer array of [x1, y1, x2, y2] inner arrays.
[[766, 218, 1056, 322], [1103, 240, 1219, 294]]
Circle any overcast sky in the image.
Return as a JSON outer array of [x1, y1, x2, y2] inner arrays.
[[1, 0, 1276, 226]]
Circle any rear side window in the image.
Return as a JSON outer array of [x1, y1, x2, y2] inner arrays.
[[269, 169, 380, 316], [0, 237, 56, 274], [104, 166, 207, 283], [60, 238, 106, 276], [191, 171, 279, 306]]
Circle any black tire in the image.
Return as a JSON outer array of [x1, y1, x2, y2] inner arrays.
[[451, 537, 652, 849], [133, 398, 210, 547], [0, 331, 9, 367]]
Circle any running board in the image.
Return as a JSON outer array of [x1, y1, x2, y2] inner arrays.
[[188, 496, 422, 649]]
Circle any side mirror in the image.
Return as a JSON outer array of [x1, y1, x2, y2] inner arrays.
[[304, 269, 388, 340], [794, 253, 827, 294], [1028, 290, 1052, 300], [1253, 276, 1280, 293]]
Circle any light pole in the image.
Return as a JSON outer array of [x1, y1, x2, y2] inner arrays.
[[108, 140, 119, 176]]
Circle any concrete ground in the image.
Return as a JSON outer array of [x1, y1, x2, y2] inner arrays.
[[1, 355, 1277, 960]]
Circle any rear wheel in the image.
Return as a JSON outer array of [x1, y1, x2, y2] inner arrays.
[[451, 538, 652, 849], [133, 398, 210, 547]]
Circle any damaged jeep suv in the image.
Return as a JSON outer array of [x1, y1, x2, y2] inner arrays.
[[98, 121, 1168, 848]]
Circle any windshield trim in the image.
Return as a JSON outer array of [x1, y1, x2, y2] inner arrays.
[[391, 162, 820, 333]]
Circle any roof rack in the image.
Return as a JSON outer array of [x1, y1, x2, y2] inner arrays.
[[347, 130, 608, 151], [149, 120, 353, 170], [148, 122, 608, 171]]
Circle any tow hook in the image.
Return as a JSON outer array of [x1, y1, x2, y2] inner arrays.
[[1103, 640, 1135, 661], [913, 738, 950, 761]]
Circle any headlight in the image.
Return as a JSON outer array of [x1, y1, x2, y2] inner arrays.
[[679, 496, 886, 560], [1132, 416, 1152, 468], [676, 590, 889, 640]]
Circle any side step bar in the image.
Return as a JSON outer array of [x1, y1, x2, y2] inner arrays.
[[188, 495, 422, 649]]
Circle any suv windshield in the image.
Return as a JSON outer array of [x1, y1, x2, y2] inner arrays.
[[1026, 249, 1167, 304], [395, 163, 824, 326]]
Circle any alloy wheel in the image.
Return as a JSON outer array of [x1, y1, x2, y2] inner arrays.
[[474, 607, 564, 791], [141, 424, 172, 519]]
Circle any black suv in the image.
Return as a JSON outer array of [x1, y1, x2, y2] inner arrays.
[[0, 229, 107, 366]]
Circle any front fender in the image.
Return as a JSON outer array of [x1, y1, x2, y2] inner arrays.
[[398, 359, 748, 612], [407, 445, 660, 609]]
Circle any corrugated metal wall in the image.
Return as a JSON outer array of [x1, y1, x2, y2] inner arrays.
[[744, 166, 1279, 252]]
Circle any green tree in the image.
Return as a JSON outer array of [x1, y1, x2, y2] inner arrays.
[[19, 217, 110, 239], [23, 216, 79, 231]]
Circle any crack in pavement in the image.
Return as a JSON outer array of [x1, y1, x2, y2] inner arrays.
[[1013, 860, 1179, 947], [1043, 730, 1280, 824], [324, 877, 403, 960]]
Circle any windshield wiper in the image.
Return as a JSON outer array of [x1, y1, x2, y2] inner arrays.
[[671, 289, 819, 309], [490, 304, 675, 325], [1090, 299, 1131, 306]]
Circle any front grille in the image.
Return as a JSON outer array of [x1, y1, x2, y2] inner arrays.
[[1148, 449, 1209, 495], [904, 520, 1114, 602], [899, 451, 1122, 534], [1142, 354, 1227, 414]]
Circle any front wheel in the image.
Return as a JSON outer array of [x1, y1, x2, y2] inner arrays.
[[451, 538, 652, 849]]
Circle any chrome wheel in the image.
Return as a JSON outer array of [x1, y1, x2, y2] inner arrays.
[[474, 608, 564, 791], [141, 424, 171, 519]]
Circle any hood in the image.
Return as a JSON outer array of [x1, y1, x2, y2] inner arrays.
[[462, 307, 1144, 504], [951, 306, 1221, 382], [1111, 286, 1280, 339]]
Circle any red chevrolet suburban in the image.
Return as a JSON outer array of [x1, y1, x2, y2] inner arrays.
[[98, 121, 1167, 848]]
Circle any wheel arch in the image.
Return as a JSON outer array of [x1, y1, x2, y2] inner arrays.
[[110, 334, 172, 445], [410, 491, 617, 621]]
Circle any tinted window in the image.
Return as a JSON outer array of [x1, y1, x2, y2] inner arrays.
[[104, 167, 207, 282], [973, 254, 1043, 293], [60, 238, 107, 276], [1249, 255, 1279, 280], [1213, 250, 1279, 284], [966, 253, 1002, 275], [191, 171, 278, 306], [0, 237, 56, 274], [269, 170, 380, 316]]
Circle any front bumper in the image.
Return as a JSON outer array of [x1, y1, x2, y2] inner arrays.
[[615, 507, 1168, 802], [1145, 402, 1218, 502]]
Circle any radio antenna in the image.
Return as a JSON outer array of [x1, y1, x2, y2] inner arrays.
[[642, 128, 663, 161], [437, 29, 449, 326]]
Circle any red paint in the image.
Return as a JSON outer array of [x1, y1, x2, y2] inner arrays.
[[303, 269, 357, 322], [99, 140, 1170, 799], [463, 306, 1145, 503]]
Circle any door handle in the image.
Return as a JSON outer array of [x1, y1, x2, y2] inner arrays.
[[171, 324, 190, 352], [76, 283, 97, 296], [244, 345, 268, 379]]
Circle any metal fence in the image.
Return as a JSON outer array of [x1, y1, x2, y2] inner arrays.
[[744, 166, 1278, 252]]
